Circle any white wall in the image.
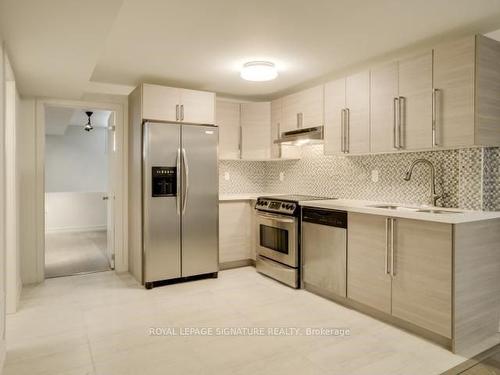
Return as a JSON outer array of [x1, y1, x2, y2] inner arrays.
[[45, 192, 106, 233], [45, 126, 108, 192], [0, 36, 8, 370], [5, 75, 22, 315], [18, 99, 37, 285]]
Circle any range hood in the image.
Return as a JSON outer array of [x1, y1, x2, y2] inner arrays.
[[274, 125, 324, 145]]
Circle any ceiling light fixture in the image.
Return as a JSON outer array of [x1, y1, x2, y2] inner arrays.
[[84, 111, 94, 132], [240, 61, 278, 82]]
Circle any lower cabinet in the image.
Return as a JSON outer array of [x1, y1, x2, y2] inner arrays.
[[219, 201, 254, 265], [347, 213, 392, 313], [348, 212, 452, 338]]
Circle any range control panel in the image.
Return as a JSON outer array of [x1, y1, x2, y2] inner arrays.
[[255, 198, 298, 216]]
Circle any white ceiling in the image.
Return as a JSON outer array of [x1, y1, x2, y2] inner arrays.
[[2, 0, 500, 100], [45, 107, 111, 135]]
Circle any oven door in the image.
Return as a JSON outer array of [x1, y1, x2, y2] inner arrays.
[[256, 211, 298, 267]]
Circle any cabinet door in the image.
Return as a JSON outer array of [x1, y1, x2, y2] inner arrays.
[[398, 52, 433, 150], [271, 99, 282, 158], [219, 201, 252, 263], [180, 89, 215, 125], [282, 92, 301, 132], [370, 63, 399, 153], [142, 84, 180, 122], [324, 78, 346, 155], [216, 100, 240, 159], [433, 36, 475, 148], [391, 218, 452, 338], [347, 213, 391, 314], [300, 85, 324, 128], [240, 102, 271, 159], [346, 71, 370, 154]]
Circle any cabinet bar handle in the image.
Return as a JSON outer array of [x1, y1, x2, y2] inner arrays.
[[432, 88, 439, 147], [390, 218, 396, 277], [176, 104, 179, 121], [398, 96, 405, 149], [393, 97, 399, 149], [340, 109, 345, 153], [180, 104, 184, 121], [239, 126, 242, 158], [345, 108, 350, 153], [385, 218, 390, 275]]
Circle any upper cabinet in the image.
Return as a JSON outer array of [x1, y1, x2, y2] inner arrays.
[[370, 52, 433, 153], [141, 84, 215, 125], [240, 102, 272, 159], [324, 71, 370, 155], [216, 100, 240, 159], [282, 85, 324, 132], [433, 35, 500, 148], [271, 98, 302, 159]]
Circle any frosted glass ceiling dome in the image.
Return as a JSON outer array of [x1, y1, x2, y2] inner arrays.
[[240, 61, 278, 82]]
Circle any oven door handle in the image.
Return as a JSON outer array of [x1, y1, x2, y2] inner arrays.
[[256, 212, 296, 224]]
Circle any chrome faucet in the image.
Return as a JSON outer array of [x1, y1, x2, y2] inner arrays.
[[403, 159, 441, 206]]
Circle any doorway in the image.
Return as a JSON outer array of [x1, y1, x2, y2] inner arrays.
[[43, 106, 115, 277]]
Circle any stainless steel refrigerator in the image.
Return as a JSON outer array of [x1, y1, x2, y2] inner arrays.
[[142, 122, 218, 288]]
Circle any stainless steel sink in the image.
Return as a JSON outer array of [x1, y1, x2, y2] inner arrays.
[[367, 204, 464, 214], [415, 209, 463, 214], [367, 204, 419, 211]]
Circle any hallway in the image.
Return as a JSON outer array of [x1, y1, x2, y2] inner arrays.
[[45, 230, 110, 278]]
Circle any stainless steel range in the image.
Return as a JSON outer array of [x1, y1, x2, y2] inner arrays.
[[254, 195, 334, 288]]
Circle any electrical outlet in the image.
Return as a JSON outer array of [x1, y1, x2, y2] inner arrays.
[[279, 172, 285, 182], [371, 170, 379, 183], [224, 172, 230, 181]]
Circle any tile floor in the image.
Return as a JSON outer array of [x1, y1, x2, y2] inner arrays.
[[5, 267, 468, 375], [45, 230, 110, 278]]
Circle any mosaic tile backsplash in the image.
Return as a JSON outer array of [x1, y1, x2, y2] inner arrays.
[[219, 146, 500, 211]]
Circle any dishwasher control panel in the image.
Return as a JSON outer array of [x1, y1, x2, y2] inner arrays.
[[302, 207, 347, 228]]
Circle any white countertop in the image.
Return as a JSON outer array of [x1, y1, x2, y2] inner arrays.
[[299, 199, 500, 224]]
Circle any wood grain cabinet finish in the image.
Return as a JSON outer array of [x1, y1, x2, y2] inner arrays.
[[282, 85, 323, 131], [433, 35, 500, 148], [141, 84, 215, 125], [348, 213, 452, 338], [347, 213, 392, 313], [346, 71, 370, 154], [216, 100, 241, 159], [391, 219, 452, 338], [240, 102, 272, 159], [370, 62, 399, 153], [180, 89, 215, 125], [398, 52, 433, 150], [324, 78, 346, 155], [324, 72, 370, 155], [219, 201, 253, 263], [142, 84, 180, 122], [370, 52, 432, 153]]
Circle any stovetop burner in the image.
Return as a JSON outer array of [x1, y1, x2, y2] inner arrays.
[[255, 195, 336, 216]]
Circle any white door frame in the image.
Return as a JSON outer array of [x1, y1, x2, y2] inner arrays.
[[35, 98, 128, 282]]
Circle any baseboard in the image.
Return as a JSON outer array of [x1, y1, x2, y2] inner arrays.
[[45, 225, 106, 234], [219, 259, 255, 270]]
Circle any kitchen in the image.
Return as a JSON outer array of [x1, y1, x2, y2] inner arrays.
[[1, 1, 500, 374]]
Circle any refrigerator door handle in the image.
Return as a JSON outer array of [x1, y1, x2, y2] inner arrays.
[[176, 148, 181, 215], [182, 148, 189, 214]]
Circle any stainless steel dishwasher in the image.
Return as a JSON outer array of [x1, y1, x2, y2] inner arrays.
[[301, 207, 347, 298]]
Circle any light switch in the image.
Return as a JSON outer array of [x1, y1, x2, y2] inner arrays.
[[279, 172, 285, 182], [224, 172, 230, 181], [371, 170, 379, 183]]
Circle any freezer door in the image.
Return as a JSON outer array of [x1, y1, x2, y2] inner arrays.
[[143, 122, 181, 282], [181, 125, 219, 277]]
